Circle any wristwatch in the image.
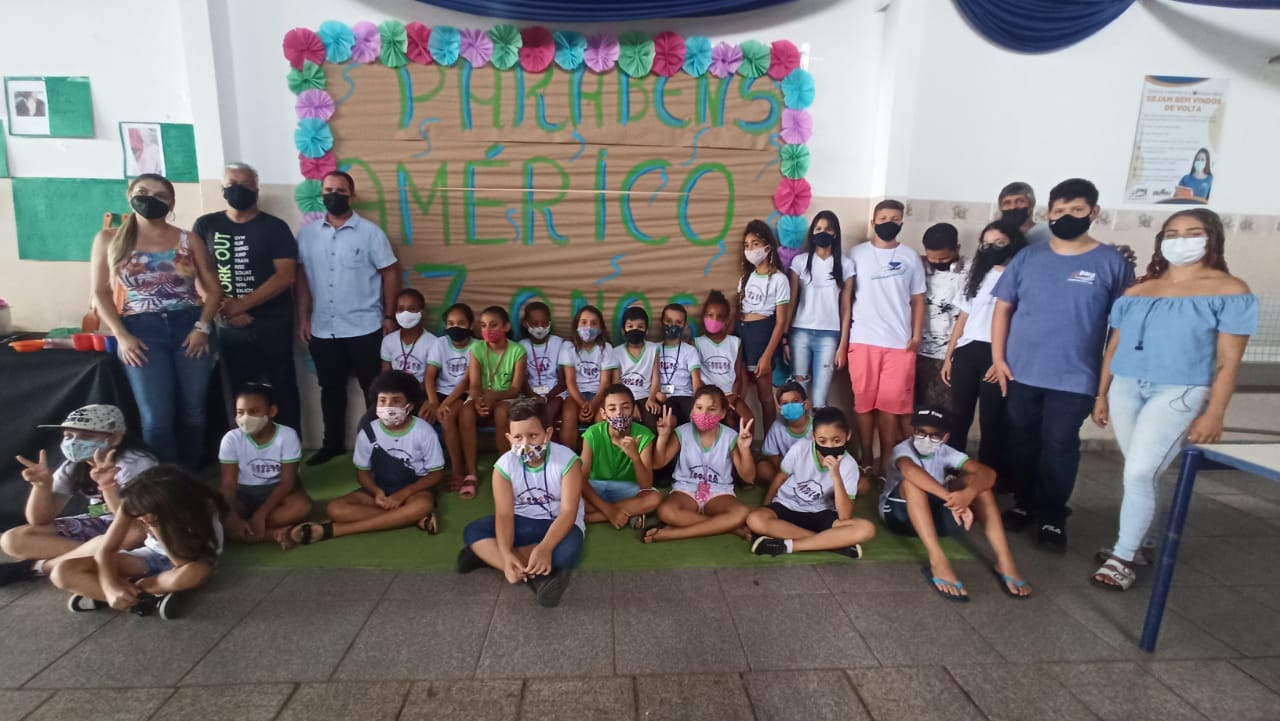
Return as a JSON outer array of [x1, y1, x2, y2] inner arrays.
[[193, 320, 212, 334]]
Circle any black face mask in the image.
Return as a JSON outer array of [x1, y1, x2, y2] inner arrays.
[[811, 232, 834, 249], [1049, 214, 1092, 241], [445, 326, 472, 343], [322, 192, 351, 216], [816, 444, 845, 458], [928, 260, 955, 272], [624, 329, 647, 346], [873, 222, 903, 242], [1000, 206, 1030, 227], [130, 195, 169, 220], [223, 184, 258, 211], [978, 244, 1015, 265], [663, 324, 683, 340]]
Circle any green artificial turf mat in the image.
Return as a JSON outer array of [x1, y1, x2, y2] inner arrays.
[[219, 453, 972, 571]]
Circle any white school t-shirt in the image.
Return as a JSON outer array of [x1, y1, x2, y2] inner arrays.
[[694, 335, 740, 393], [559, 341, 613, 395], [494, 442, 586, 530], [790, 252, 851, 332], [954, 268, 1003, 348], [520, 336, 567, 395], [655, 342, 700, 396], [761, 418, 813, 458], [848, 242, 927, 349], [738, 271, 791, 316], [353, 417, 446, 475], [217, 424, 303, 487], [775, 441, 860, 514], [52, 450, 156, 511], [670, 423, 738, 497], [610, 342, 660, 400], [880, 438, 970, 511], [426, 337, 473, 395], [921, 264, 966, 360], [380, 330, 437, 382]]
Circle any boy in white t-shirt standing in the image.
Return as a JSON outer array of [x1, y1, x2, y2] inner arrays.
[[917, 223, 965, 410], [846, 199, 926, 481]]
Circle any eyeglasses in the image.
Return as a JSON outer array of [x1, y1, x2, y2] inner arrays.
[[912, 430, 946, 442]]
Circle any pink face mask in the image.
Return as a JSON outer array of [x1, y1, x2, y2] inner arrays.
[[690, 412, 720, 431], [703, 317, 726, 334], [482, 328, 506, 343]]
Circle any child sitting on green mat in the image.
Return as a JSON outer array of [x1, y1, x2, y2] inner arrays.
[[755, 381, 812, 487], [288, 371, 444, 546], [580, 384, 661, 529]]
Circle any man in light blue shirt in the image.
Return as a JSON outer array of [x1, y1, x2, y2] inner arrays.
[[295, 170, 400, 465]]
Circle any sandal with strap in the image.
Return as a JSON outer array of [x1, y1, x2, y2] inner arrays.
[[1090, 557, 1136, 591], [416, 512, 440, 535], [289, 521, 333, 547], [992, 567, 1032, 599], [921, 565, 969, 603], [1094, 545, 1155, 567], [458, 475, 479, 500]]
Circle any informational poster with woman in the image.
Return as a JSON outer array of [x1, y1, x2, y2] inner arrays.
[[1124, 75, 1227, 205]]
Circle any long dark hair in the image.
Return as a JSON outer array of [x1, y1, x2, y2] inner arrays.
[[1142, 208, 1228, 282], [1190, 147, 1212, 176], [118, 465, 226, 565], [67, 435, 156, 499], [803, 210, 844, 282], [965, 221, 1026, 300], [739, 219, 781, 296], [570, 304, 609, 351]]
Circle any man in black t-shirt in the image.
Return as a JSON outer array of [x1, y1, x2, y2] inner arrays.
[[192, 162, 303, 432]]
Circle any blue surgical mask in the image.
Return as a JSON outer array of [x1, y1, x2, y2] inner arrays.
[[61, 437, 109, 463], [779, 402, 806, 422]]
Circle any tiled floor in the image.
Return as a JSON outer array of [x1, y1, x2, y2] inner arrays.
[[2, 453, 1279, 720]]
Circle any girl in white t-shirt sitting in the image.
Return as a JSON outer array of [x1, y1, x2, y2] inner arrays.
[[422, 302, 475, 492], [218, 384, 311, 549], [559, 304, 614, 448], [735, 220, 791, 431]]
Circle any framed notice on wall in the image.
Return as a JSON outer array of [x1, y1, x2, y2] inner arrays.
[[4, 76, 94, 137], [1124, 75, 1228, 205], [118, 121, 198, 182]]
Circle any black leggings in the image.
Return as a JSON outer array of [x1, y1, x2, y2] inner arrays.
[[948, 341, 1008, 478]]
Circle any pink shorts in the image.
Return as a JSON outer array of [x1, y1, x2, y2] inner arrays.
[[847, 343, 915, 415]]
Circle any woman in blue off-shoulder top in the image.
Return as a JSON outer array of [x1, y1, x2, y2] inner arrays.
[[1090, 208, 1256, 591]]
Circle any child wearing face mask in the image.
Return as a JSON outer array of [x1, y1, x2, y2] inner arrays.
[[458, 397, 585, 608], [788, 211, 853, 410], [519, 302, 567, 428], [380, 289, 437, 383], [735, 220, 791, 431], [748, 407, 873, 557], [560, 305, 616, 447], [755, 382, 813, 487], [459, 306, 528, 498], [644, 386, 756, 543], [879, 407, 1031, 602], [288, 371, 445, 545], [579, 384, 661, 529], [1, 405, 157, 588], [917, 223, 965, 410], [647, 304, 703, 425], [424, 303, 476, 492], [218, 384, 311, 549], [609, 306, 661, 429], [695, 290, 753, 428]]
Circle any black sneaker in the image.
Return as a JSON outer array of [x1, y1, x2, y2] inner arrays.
[[306, 447, 344, 466], [0, 559, 37, 586], [829, 544, 863, 560], [1037, 522, 1068, 553], [67, 594, 108, 613], [751, 536, 788, 557], [156, 592, 183, 620], [456, 546, 487, 574], [534, 569, 572, 608], [1002, 506, 1033, 532], [130, 593, 164, 617]]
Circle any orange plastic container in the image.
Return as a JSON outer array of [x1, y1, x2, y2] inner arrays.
[[8, 340, 45, 352], [71, 333, 95, 351]]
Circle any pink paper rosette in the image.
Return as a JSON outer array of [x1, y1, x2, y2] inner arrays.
[[299, 152, 337, 180], [773, 178, 812, 215], [779, 109, 813, 145], [519, 26, 555, 72], [283, 27, 326, 71], [406, 22, 433, 64], [651, 31, 686, 77], [768, 40, 801, 80]]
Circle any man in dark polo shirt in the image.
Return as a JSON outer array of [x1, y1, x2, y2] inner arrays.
[[192, 162, 302, 431]]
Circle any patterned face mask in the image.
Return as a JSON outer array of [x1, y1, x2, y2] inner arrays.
[[607, 414, 632, 434]]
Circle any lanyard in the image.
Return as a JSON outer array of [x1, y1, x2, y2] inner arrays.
[[529, 342, 552, 385], [660, 343, 682, 384], [520, 461, 553, 518], [484, 344, 510, 388], [397, 335, 420, 372]]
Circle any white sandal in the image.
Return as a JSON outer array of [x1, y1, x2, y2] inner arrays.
[[1094, 545, 1155, 566], [1090, 558, 1136, 591]]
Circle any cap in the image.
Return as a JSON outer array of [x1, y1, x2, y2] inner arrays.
[[911, 406, 949, 429], [38, 405, 126, 435]]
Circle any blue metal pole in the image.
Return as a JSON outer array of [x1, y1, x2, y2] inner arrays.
[[1141, 448, 1202, 652]]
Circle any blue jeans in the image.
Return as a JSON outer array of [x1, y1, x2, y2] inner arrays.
[[789, 328, 841, 407], [1107, 376, 1209, 562], [463, 515, 584, 569], [1004, 381, 1095, 524], [219, 314, 301, 433], [120, 305, 216, 468]]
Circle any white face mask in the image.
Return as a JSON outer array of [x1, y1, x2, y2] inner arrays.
[[744, 247, 769, 266], [236, 414, 270, 435], [526, 326, 551, 341], [396, 311, 422, 329], [376, 406, 410, 426], [1193, 159, 1207, 174], [912, 437, 942, 457], [1161, 235, 1208, 266]]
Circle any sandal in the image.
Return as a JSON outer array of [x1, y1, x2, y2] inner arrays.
[[628, 514, 647, 530], [416, 512, 439, 535], [288, 521, 333, 547], [459, 475, 478, 500], [920, 565, 969, 603], [1090, 557, 1136, 591], [642, 526, 664, 544], [1094, 545, 1155, 567], [992, 567, 1031, 599]]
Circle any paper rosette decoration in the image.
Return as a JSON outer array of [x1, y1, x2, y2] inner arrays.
[[709, 42, 742, 78], [429, 25, 461, 66], [584, 33, 619, 73], [295, 179, 324, 213], [301, 211, 326, 226], [774, 178, 812, 216], [780, 109, 813, 145], [682, 36, 712, 77], [779, 144, 810, 180], [617, 31, 655, 77], [294, 118, 334, 158], [554, 31, 586, 70], [736, 40, 770, 78], [780, 69, 815, 110], [405, 22, 432, 64], [651, 32, 685, 77], [488, 24, 522, 70], [378, 20, 408, 67], [295, 89, 336, 121], [317, 20, 355, 63], [283, 27, 326, 70], [286, 61, 326, 94], [768, 40, 800, 80], [351, 21, 381, 64], [299, 152, 337, 180], [778, 245, 803, 270], [519, 26, 555, 73], [459, 28, 493, 67], [776, 214, 808, 249]]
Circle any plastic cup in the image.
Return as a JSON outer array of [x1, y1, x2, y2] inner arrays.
[[71, 333, 95, 351], [91, 334, 108, 352], [104, 336, 119, 354]]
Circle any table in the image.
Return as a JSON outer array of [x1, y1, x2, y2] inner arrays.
[[1141, 443, 1280, 652]]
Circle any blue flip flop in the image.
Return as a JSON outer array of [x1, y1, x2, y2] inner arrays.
[[993, 568, 1031, 599], [921, 565, 969, 603]]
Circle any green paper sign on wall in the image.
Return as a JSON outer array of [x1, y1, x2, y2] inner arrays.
[[4, 76, 94, 138], [118, 121, 198, 182]]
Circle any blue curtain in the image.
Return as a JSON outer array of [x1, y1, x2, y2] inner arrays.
[[412, 0, 796, 22]]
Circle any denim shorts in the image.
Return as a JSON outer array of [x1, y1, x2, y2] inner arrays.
[[590, 479, 643, 503], [880, 487, 960, 538], [125, 547, 176, 577], [236, 483, 279, 517]]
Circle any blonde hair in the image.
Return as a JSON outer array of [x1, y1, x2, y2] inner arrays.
[[108, 174, 175, 276]]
